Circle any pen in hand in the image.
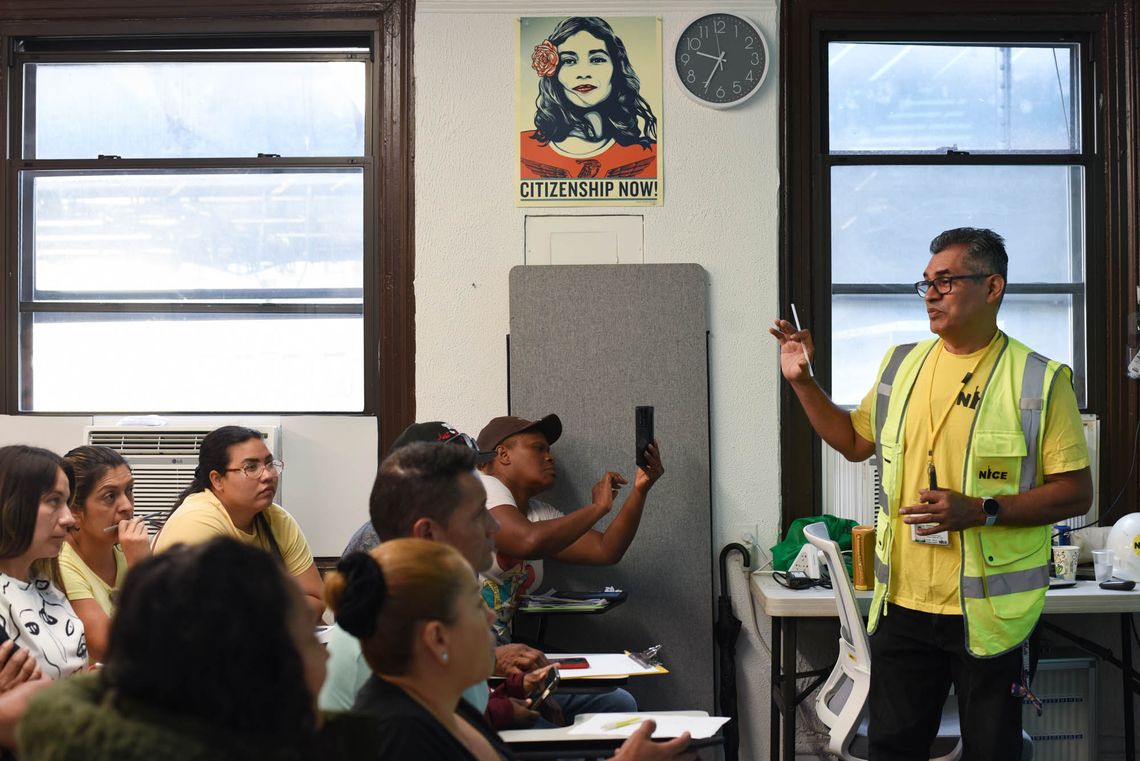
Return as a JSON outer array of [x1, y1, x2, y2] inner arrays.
[[790, 304, 815, 378]]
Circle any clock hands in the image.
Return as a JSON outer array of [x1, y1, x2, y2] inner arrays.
[[702, 51, 726, 91], [694, 51, 721, 61]]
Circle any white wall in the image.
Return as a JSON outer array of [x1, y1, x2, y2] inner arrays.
[[414, 2, 783, 758]]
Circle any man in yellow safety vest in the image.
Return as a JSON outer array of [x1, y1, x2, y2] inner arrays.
[[771, 227, 1092, 759]]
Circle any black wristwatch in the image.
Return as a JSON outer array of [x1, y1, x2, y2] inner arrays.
[[982, 497, 1000, 527]]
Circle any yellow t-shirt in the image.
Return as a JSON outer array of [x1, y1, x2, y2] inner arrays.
[[154, 489, 315, 577], [58, 542, 127, 617], [851, 333, 1089, 614]]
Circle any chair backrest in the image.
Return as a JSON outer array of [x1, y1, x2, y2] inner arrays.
[[803, 521, 871, 670]]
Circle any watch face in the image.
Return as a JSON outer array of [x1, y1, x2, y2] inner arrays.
[[675, 13, 769, 107]]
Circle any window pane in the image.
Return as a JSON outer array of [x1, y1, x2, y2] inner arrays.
[[26, 169, 364, 301], [831, 293, 1080, 407], [22, 313, 363, 412], [831, 164, 1084, 284], [27, 62, 365, 159], [828, 43, 1078, 152]]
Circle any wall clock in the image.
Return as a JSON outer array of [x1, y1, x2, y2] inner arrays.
[[674, 13, 769, 108]]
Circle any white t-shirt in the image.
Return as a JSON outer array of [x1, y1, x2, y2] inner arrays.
[[478, 473, 563, 640], [0, 574, 87, 677]]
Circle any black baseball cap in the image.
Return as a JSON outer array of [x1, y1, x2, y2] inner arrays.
[[392, 421, 495, 464]]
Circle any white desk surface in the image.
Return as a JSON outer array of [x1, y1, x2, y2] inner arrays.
[[500, 710, 709, 744], [751, 570, 1140, 618]]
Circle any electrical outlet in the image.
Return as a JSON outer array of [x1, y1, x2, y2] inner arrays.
[[788, 545, 821, 579], [731, 522, 759, 568]]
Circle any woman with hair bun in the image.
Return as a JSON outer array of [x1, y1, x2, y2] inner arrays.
[[327, 538, 696, 761], [59, 446, 149, 663]]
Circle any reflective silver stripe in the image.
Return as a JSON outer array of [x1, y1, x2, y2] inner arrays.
[[875, 554, 889, 583], [1018, 352, 1049, 492], [961, 564, 1050, 598], [874, 343, 916, 516]]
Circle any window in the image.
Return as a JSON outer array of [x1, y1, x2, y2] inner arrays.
[[824, 40, 1092, 407], [779, 1, 1135, 533], [12, 37, 372, 412]]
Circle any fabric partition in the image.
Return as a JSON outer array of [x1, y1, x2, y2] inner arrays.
[[507, 263, 713, 712]]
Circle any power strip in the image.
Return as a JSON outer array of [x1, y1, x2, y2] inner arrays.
[[788, 544, 821, 579]]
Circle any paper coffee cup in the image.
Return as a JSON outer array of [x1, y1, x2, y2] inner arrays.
[[1053, 544, 1079, 582]]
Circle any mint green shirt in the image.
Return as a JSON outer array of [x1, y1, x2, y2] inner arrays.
[[319, 624, 489, 713]]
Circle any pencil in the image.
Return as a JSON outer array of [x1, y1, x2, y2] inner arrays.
[[790, 303, 815, 378], [603, 716, 644, 730]]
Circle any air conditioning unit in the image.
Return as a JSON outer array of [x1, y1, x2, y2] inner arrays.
[[822, 414, 1099, 527], [83, 425, 281, 530]]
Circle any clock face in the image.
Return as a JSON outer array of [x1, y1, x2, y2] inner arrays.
[[674, 13, 769, 108]]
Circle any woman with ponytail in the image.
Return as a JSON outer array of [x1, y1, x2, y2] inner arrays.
[[59, 446, 149, 663], [154, 426, 324, 622], [326, 538, 696, 761]]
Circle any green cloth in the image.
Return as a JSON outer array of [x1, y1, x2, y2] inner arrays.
[[18, 672, 376, 761], [770, 515, 859, 572]]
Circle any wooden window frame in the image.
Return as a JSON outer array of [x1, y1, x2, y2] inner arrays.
[[779, 0, 1138, 534]]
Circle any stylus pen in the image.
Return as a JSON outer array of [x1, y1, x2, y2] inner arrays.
[[790, 303, 815, 378]]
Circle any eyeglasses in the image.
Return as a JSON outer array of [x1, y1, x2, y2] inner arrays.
[[913, 273, 994, 298], [225, 460, 284, 479]]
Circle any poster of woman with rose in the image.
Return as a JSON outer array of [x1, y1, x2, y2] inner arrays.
[[517, 16, 662, 207]]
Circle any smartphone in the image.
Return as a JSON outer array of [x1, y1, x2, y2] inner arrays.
[[529, 666, 560, 709], [635, 406, 655, 468], [1100, 578, 1136, 591], [550, 657, 590, 669]]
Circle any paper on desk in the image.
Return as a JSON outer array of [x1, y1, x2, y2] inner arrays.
[[567, 713, 729, 739], [545, 652, 667, 677]]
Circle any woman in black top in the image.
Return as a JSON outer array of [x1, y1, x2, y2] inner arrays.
[[326, 538, 696, 761]]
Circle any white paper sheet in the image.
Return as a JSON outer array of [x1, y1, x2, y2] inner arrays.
[[567, 713, 729, 740], [544, 652, 664, 677]]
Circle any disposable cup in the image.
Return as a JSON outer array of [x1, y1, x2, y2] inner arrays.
[[1093, 548, 1114, 582], [1053, 545, 1079, 582]]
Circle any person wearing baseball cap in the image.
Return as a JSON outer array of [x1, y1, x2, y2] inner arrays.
[[475, 413, 664, 642], [339, 422, 494, 558]]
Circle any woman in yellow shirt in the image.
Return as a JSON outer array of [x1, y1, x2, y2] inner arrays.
[[59, 446, 150, 663]]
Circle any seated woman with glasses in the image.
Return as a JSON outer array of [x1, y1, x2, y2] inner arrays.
[[58, 446, 151, 664], [327, 538, 696, 761], [154, 425, 324, 622]]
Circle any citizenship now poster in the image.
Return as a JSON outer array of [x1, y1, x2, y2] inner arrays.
[[517, 16, 663, 207]]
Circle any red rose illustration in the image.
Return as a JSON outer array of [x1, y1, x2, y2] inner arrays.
[[531, 40, 559, 78]]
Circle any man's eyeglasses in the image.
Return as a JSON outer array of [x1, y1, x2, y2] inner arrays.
[[226, 460, 284, 479], [914, 273, 994, 298]]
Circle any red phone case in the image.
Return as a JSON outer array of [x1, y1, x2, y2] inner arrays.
[[552, 657, 590, 669]]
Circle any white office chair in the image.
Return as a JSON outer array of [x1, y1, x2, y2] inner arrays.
[[802, 522, 962, 761]]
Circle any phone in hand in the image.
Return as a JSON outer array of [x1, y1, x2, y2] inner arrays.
[[635, 406, 655, 468], [550, 657, 589, 669], [529, 666, 560, 709]]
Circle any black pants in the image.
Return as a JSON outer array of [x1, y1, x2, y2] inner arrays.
[[868, 603, 1023, 761]]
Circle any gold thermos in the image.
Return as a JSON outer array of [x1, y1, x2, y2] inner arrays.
[[852, 525, 875, 591]]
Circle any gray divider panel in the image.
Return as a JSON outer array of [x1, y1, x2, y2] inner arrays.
[[507, 263, 712, 712]]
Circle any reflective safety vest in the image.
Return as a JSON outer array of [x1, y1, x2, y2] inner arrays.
[[867, 333, 1068, 657]]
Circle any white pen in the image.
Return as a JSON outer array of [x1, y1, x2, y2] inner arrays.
[[790, 303, 815, 378], [104, 517, 148, 534]]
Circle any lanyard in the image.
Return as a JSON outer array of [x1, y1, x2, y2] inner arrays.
[[924, 336, 997, 485]]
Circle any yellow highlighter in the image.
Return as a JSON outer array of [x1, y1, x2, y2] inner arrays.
[[603, 716, 644, 730]]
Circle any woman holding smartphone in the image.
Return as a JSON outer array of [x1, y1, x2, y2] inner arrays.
[[0, 446, 86, 681], [59, 446, 150, 663]]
